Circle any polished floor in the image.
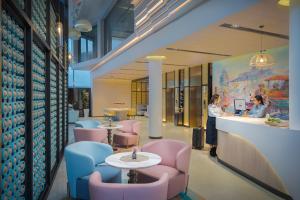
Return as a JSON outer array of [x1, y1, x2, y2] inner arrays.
[[47, 117, 282, 200]]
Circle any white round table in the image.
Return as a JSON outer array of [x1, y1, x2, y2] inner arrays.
[[105, 152, 161, 183], [97, 124, 123, 146]]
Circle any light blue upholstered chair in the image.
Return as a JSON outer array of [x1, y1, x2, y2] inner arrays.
[[64, 141, 121, 199], [75, 120, 101, 128], [68, 108, 79, 123]]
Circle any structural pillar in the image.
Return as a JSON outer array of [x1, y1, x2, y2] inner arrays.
[[147, 56, 165, 138], [289, 0, 300, 130]]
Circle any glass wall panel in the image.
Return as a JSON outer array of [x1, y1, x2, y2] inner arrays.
[[167, 71, 175, 88], [131, 91, 137, 115], [162, 89, 166, 122], [131, 77, 148, 116], [104, 0, 134, 54], [137, 92, 142, 105], [202, 86, 208, 129], [162, 73, 166, 89], [202, 63, 208, 85], [68, 88, 91, 117], [184, 87, 190, 126], [190, 65, 202, 86], [132, 82, 137, 91], [166, 88, 175, 123], [184, 68, 189, 86], [189, 86, 202, 127], [137, 82, 142, 92], [175, 70, 179, 87]]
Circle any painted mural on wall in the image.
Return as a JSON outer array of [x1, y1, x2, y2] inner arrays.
[[213, 46, 289, 119]]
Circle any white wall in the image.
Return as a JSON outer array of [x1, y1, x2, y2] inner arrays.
[[92, 79, 131, 116]]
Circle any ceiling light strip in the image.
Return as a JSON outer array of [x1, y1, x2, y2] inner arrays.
[[220, 23, 289, 40], [136, 0, 165, 27], [136, 61, 188, 67], [91, 0, 192, 72], [166, 47, 231, 57]]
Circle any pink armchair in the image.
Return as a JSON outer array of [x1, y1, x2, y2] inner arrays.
[[74, 128, 108, 143], [136, 139, 192, 199], [113, 120, 141, 148], [89, 171, 168, 200]]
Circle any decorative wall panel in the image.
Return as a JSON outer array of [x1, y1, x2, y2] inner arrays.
[[50, 61, 57, 170], [32, 43, 46, 200], [1, 9, 26, 200]]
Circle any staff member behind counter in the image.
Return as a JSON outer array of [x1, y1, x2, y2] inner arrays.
[[246, 95, 267, 118], [206, 94, 224, 157]]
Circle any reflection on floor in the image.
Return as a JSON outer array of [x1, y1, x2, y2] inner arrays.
[[47, 117, 282, 200]]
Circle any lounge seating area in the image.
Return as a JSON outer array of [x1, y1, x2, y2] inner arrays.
[[3, 1, 299, 200], [63, 119, 192, 200]]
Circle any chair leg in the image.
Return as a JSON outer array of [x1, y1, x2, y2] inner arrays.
[[67, 182, 71, 199], [185, 175, 189, 195]]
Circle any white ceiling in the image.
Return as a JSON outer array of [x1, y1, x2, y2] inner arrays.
[[97, 0, 289, 81]]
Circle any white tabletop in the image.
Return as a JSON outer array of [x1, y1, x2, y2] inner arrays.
[[97, 124, 123, 130], [105, 152, 161, 169]]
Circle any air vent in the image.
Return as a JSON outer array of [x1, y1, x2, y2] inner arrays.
[[220, 23, 289, 40], [166, 48, 231, 57]]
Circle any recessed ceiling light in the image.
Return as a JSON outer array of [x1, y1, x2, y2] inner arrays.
[[146, 55, 166, 60], [278, 0, 289, 6]]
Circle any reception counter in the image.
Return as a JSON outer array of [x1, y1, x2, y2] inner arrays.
[[216, 116, 300, 200]]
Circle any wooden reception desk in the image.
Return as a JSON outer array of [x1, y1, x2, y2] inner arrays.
[[216, 116, 300, 200]]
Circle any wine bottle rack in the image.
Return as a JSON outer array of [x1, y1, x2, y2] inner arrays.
[[50, 4, 57, 56], [1, 9, 26, 200], [1, 1, 68, 199], [64, 73, 68, 144], [32, 0, 47, 40], [50, 61, 57, 170], [58, 70, 63, 152], [59, 46, 63, 64], [14, 0, 25, 10], [32, 43, 46, 200]]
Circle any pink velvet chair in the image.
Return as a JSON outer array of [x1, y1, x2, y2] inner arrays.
[[74, 128, 108, 143], [89, 171, 168, 200], [113, 120, 141, 148], [136, 139, 192, 199]]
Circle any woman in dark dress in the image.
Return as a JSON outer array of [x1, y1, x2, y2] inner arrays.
[[206, 94, 223, 157]]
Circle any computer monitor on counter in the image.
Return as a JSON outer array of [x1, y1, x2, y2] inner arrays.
[[234, 99, 246, 115]]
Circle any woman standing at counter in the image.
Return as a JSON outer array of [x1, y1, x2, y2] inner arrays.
[[248, 95, 266, 118], [207, 94, 223, 157]]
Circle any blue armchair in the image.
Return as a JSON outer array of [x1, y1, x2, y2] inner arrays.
[[75, 120, 101, 128], [64, 141, 121, 199], [69, 108, 79, 123]]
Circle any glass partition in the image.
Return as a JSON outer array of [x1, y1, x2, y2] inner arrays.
[[131, 77, 148, 115], [104, 0, 134, 54]]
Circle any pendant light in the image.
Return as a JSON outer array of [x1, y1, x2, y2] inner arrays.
[[249, 25, 275, 67], [74, 19, 92, 32], [57, 20, 63, 47], [56, 2, 63, 47], [278, 0, 289, 6]]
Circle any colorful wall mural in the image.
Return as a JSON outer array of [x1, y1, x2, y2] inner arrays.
[[213, 46, 289, 119]]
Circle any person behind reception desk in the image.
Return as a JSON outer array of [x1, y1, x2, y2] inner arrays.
[[247, 95, 267, 118], [206, 94, 224, 157]]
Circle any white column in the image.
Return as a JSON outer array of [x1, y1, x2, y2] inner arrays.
[[289, 0, 300, 130], [147, 57, 164, 138]]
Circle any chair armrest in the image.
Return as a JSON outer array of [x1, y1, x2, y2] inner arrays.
[[175, 145, 192, 173], [65, 151, 95, 198]]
